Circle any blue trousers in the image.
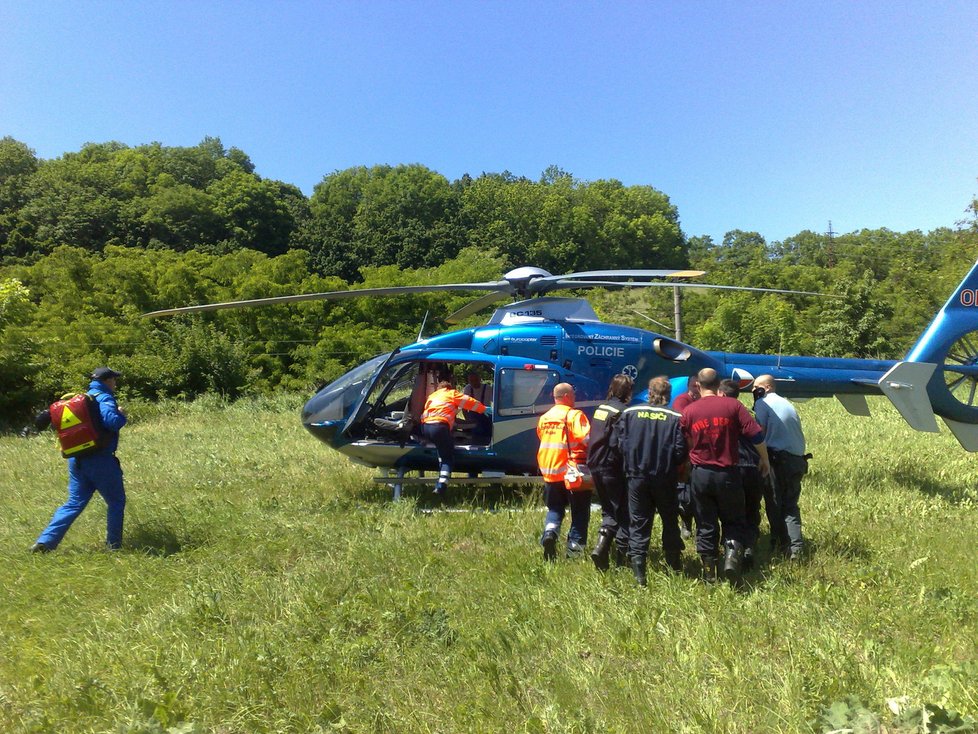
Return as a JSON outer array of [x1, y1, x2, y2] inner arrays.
[[37, 453, 126, 549], [541, 481, 592, 546]]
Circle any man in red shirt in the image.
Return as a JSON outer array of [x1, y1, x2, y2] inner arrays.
[[680, 368, 769, 582], [671, 375, 700, 413]]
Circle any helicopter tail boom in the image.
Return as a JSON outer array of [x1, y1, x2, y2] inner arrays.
[[712, 261, 978, 450]]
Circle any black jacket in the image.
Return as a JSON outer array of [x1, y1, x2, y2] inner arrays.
[[586, 398, 628, 471], [614, 403, 687, 479]]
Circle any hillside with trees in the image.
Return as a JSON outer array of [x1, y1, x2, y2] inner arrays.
[[1, 135, 975, 425]]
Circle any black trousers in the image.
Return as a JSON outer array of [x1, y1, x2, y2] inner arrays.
[[690, 465, 746, 557], [591, 465, 629, 552], [421, 422, 454, 487], [627, 473, 683, 561], [769, 451, 807, 553], [742, 466, 765, 550]]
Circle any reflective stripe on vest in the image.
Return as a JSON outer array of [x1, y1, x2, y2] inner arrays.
[[537, 405, 589, 482], [421, 388, 482, 429]]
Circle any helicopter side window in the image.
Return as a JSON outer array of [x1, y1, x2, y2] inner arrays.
[[497, 368, 560, 417]]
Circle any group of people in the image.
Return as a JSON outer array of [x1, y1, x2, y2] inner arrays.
[[30, 362, 807, 583], [536, 368, 808, 585]]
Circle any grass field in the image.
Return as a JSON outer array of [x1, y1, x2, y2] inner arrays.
[[2, 394, 977, 733]]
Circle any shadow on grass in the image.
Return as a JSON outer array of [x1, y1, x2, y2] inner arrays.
[[891, 461, 975, 505], [126, 521, 204, 557], [355, 481, 542, 512]]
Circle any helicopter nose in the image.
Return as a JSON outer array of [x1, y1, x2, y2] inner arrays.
[[301, 393, 345, 446], [302, 418, 342, 446]]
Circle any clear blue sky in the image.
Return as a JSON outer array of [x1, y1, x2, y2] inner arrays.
[[2, 1, 976, 246]]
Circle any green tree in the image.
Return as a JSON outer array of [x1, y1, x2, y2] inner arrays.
[[813, 271, 894, 357], [0, 138, 40, 258], [0, 278, 40, 419], [209, 170, 295, 255]]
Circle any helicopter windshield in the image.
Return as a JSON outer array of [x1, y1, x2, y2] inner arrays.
[[302, 353, 391, 425]]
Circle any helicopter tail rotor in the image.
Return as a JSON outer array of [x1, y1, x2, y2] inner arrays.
[[903, 259, 978, 447]]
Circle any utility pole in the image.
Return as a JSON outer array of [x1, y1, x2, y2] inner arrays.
[[826, 220, 836, 268], [673, 285, 683, 341]]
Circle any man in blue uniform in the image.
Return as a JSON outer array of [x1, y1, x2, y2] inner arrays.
[[615, 376, 687, 585], [32, 367, 128, 552], [753, 374, 808, 560]]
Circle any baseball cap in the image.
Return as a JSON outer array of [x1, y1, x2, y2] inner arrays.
[[91, 367, 122, 381]]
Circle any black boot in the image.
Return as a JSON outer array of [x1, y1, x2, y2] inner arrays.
[[700, 554, 718, 584], [665, 549, 682, 572], [742, 547, 755, 572], [631, 557, 648, 587], [541, 531, 558, 562], [613, 545, 629, 568], [591, 529, 613, 571], [723, 540, 744, 583]]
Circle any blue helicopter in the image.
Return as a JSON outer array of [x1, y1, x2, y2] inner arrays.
[[146, 262, 978, 497]]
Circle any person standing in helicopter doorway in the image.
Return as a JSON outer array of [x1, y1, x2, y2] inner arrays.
[[586, 374, 633, 571], [537, 383, 591, 561], [32, 367, 128, 552], [421, 379, 490, 498]]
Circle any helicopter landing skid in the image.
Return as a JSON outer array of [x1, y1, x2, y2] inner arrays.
[[374, 471, 544, 501]]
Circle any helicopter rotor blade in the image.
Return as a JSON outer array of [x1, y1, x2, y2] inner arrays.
[[555, 269, 706, 280], [445, 291, 513, 324], [538, 279, 840, 298], [143, 281, 510, 318], [528, 269, 706, 295]]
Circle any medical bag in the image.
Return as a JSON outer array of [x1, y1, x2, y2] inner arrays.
[[49, 393, 105, 458]]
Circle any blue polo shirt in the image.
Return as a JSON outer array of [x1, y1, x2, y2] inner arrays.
[[755, 392, 806, 456]]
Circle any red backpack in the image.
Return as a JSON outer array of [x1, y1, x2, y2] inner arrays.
[[49, 393, 106, 458]]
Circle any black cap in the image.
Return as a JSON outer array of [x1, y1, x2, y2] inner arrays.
[[91, 367, 122, 381]]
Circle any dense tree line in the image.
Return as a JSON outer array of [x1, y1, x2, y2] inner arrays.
[[0, 138, 684, 278], [1, 135, 975, 426]]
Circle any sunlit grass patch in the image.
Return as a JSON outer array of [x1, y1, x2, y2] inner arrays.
[[0, 394, 976, 732]]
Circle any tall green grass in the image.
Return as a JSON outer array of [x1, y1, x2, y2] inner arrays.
[[1, 395, 976, 733]]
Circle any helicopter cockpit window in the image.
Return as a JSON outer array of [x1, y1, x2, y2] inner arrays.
[[362, 361, 421, 423], [303, 353, 390, 424], [497, 368, 560, 416]]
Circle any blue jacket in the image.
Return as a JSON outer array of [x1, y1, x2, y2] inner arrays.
[[87, 379, 127, 453]]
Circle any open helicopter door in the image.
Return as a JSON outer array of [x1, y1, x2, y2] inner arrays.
[[344, 356, 496, 448]]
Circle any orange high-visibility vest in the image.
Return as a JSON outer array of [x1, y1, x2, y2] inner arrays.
[[421, 388, 485, 430], [536, 404, 590, 484]]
